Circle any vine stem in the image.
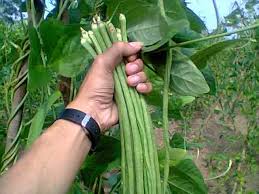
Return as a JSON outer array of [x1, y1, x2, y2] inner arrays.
[[212, 0, 220, 28], [57, 0, 70, 20], [158, 23, 259, 51], [162, 41, 173, 193], [30, 0, 37, 27], [158, 0, 166, 18]]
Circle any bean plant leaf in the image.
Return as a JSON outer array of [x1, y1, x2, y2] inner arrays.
[[170, 133, 187, 149], [169, 159, 207, 194], [81, 135, 121, 185], [106, 0, 162, 46], [191, 39, 245, 69], [158, 148, 188, 166], [164, 0, 188, 21], [39, 19, 64, 59], [143, 17, 189, 52], [173, 27, 203, 48], [50, 35, 90, 77], [39, 19, 90, 77], [142, 0, 189, 52], [145, 68, 195, 120], [183, 6, 207, 33], [201, 66, 217, 95], [28, 27, 51, 91], [171, 49, 210, 96], [106, 0, 189, 47], [26, 91, 61, 148]]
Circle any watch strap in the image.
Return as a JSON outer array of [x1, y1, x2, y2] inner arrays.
[[59, 108, 101, 151]]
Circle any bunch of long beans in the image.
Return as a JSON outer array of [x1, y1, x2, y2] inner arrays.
[[81, 14, 161, 194]]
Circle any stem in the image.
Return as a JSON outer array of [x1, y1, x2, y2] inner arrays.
[[98, 177, 102, 194], [162, 42, 173, 193], [212, 0, 220, 28], [159, 23, 259, 51], [57, 0, 70, 20], [158, 0, 166, 18], [7, 92, 28, 125], [30, 0, 37, 27]]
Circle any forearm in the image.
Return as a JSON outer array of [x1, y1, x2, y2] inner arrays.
[[0, 119, 91, 194]]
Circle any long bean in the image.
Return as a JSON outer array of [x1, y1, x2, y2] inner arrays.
[[95, 22, 137, 194], [80, 15, 163, 194], [119, 14, 156, 194]]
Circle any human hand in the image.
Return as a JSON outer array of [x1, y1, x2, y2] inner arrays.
[[67, 42, 152, 131]]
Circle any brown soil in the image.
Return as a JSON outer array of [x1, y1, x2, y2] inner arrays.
[[155, 105, 258, 193]]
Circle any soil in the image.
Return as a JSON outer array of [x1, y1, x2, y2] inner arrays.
[[155, 104, 259, 193]]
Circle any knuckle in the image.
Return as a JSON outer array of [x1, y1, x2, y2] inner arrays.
[[94, 54, 105, 65], [113, 42, 125, 50]]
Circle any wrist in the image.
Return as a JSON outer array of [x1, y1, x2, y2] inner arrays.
[[66, 99, 103, 131]]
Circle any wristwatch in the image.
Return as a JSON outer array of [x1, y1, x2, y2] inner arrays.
[[59, 108, 101, 151]]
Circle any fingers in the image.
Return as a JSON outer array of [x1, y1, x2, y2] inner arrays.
[[127, 54, 138, 62], [94, 42, 143, 72], [127, 72, 147, 86], [125, 59, 144, 75], [127, 73, 152, 94], [126, 59, 152, 94], [136, 83, 152, 94]]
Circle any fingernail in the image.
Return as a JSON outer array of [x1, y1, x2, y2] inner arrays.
[[129, 42, 144, 49], [129, 75, 139, 85]]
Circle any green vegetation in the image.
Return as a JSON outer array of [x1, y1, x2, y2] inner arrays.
[[0, 0, 258, 193]]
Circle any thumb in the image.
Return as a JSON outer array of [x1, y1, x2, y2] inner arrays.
[[94, 42, 143, 72]]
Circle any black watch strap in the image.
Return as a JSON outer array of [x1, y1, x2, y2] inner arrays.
[[59, 108, 101, 151]]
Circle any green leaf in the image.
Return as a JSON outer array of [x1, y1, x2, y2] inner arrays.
[[170, 133, 186, 149], [106, 0, 189, 47], [142, 0, 189, 51], [26, 91, 61, 148], [145, 68, 195, 119], [143, 17, 189, 52], [164, 0, 188, 21], [171, 49, 210, 96], [201, 66, 217, 95], [158, 148, 188, 166], [67, 181, 88, 194], [26, 107, 46, 148], [191, 39, 244, 69], [106, 0, 162, 46], [168, 159, 207, 194], [173, 27, 203, 48], [50, 35, 90, 77], [81, 135, 120, 185], [184, 7, 207, 33], [39, 20, 90, 77], [178, 96, 195, 106], [28, 27, 51, 91], [39, 19, 64, 59]]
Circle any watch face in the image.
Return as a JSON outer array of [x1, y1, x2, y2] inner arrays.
[[81, 115, 91, 127]]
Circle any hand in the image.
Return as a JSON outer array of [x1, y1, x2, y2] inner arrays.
[[67, 42, 152, 131]]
